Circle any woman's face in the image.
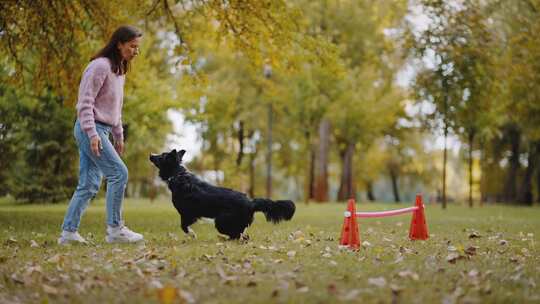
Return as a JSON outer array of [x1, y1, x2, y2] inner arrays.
[[118, 37, 141, 61]]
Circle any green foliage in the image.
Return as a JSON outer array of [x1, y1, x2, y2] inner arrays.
[[3, 89, 78, 202], [0, 85, 20, 196], [2, 0, 540, 204]]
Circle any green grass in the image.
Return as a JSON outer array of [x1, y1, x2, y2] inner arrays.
[[0, 198, 539, 303]]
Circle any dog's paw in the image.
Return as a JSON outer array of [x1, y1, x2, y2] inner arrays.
[[240, 233, 250, 243], [187, 228, 197, 239], [217, 234, 229, 241]]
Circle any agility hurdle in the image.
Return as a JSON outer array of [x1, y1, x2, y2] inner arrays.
[[339, 194, 429, 250]]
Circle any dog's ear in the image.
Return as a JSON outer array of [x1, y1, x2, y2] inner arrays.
[[177, 149, 186, 163], [166, 149, 177, 162]]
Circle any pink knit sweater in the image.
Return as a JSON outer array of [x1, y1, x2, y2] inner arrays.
[[76, 57, 125, 142]]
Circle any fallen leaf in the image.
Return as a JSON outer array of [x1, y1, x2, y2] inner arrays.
[[297, 286, 309, 293], [156, 286, 177, 304], [393, 256, 404, 264], [148, 279, 163, 289], [11, 273, 24, 285], [42, 284, 59, 295], [469, 231, 481, 239], [327, 283, 338, 294], [468, 269, 479, 277], [215, 265, 237, 282], [399, 246, 413, 254], [47, 254, 64, 265], [179, 289, 196, 304], [398, 270, 419, 281], [446, 253, 464, 264], [465, 246, 478, 256], [340, 289, 361, 301], [368, 277, 387, 288], [290, 230, 305, 242]]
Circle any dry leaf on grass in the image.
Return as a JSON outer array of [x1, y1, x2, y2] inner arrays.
[[468, 230, 481, 238], [368, 277, 387, 288], [157, 286, 177, 304], [446, 253, 463, 264], [398, 270, 419, 281], [42, 284, 59, 295]]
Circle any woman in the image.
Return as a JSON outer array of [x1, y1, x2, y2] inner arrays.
[[59, 25, 144, 244]]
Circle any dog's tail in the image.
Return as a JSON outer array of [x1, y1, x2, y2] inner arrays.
[[252, 198, 295, 223]]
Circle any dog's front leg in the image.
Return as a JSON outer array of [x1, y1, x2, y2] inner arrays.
[[181, 215, 197, 239], [187, 227, 197, 239]]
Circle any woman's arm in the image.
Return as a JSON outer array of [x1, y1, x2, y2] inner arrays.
[[76, 59, 109, 140]]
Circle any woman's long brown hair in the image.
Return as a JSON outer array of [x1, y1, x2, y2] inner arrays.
[[91, 25, 142, 75]]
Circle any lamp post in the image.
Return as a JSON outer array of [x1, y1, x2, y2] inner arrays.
[[263, 64, 273, 199]]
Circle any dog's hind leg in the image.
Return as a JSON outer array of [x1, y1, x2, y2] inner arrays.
[[215, 214, 245, 240]]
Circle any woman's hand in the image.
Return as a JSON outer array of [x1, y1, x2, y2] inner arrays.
[[114, 140, 124, 155], [90, 136, 102, 157]]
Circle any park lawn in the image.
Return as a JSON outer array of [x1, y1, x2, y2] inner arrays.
[[0, 198, 539, 304]]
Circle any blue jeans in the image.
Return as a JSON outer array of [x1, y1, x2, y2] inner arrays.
[[61, 120, 128, 232]]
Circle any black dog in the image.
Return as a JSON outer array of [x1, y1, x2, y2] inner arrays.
[[149, 149, 295, 239]]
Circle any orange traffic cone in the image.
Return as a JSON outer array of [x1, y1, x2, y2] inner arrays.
[[409, 194, 429, 240], [339, 198, 360, 249]]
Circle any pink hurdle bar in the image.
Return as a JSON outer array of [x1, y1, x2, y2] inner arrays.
[[344, 206, 420, 218]]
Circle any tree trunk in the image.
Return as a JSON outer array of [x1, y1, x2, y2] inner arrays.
[[314, 119, 330, 202], [537, 141, 540, 203], [519, 141, 537, 205], [468, 131, 475, 208], [248, 130, 257, 198], [236, 121, 244, 167], [366, 181, 376, 201], [304, 138, 315, 204], [479, 143, 486, 206], [248, 151, 256, 198], [266, 103, 273, 199], [442, 121, 448, 209], [337, 142, 355, 201], [503, 126, 520, 203], [389, 166, 400, 203], [441, 77, 449, 210]]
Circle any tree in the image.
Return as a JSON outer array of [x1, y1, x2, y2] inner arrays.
[[7, 89, 78, 202], [410, 0, 499, 208], [302, 0, 407, 201], [495, 0, 540, 204]]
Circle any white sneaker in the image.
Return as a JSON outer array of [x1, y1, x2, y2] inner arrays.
[[58, 231, 88, 245], [105, 225, 144, 243]]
